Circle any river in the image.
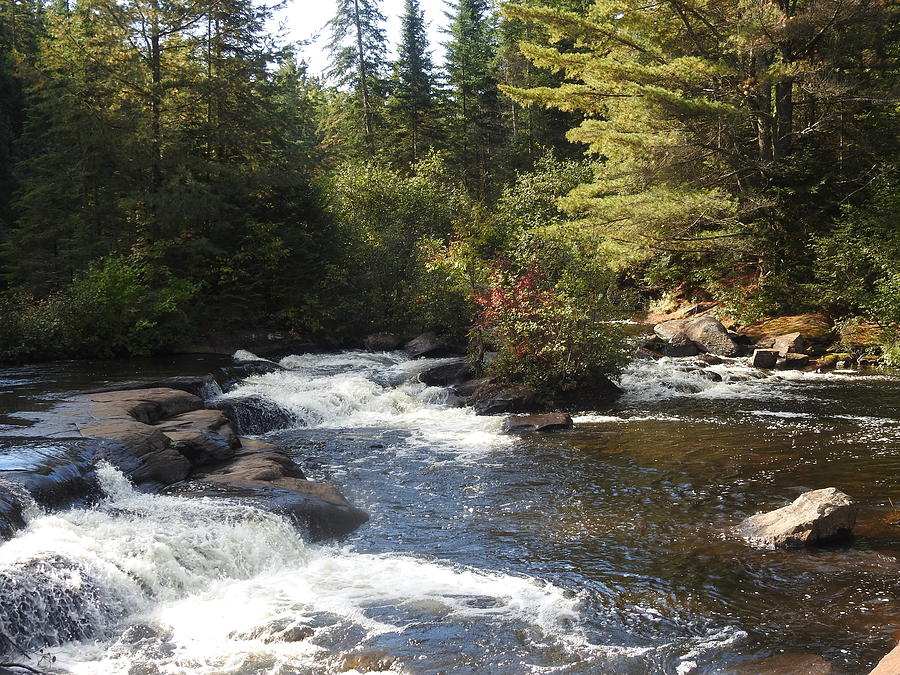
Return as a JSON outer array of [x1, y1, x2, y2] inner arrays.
[[0, 351, 898, 674]]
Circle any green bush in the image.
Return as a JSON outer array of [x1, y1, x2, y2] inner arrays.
[[0, 253, 197, 362]]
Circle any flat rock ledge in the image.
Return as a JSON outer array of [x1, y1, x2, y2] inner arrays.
[[734, 488, 857, 549], [0, 385, 368, 542]]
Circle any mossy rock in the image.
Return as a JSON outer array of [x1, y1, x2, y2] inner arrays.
[[741, 314, 834, 343]]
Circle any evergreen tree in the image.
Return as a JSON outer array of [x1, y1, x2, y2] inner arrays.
[[443, 0, 502, 196], [503, 0, 897, 267], [387, 0, 435, 164], [327, 0, 388, 155]]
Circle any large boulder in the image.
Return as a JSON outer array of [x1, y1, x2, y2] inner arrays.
[[502, 413, 573, 433], [404, 332, 462, 359], [655, 316, 740, 356], [470, 383, 539, 416], [157, 409, 239, 466], [639, 335, 700, 358], [734, 487, 857, 548], [771, 332, 806, 356], [419, 359, 473, 387], [364, 332, 404, 352], [741, 314, 834, 345]]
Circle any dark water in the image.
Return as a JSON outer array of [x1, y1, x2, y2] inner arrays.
[[0, 352, 898, 674]]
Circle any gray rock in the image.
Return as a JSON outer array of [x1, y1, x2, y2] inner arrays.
[[734, 487, 857, 548], [0, 484, 25, 540], [772, 332, 806, 356], [502, 413, 574, 433], [470, 383, 539, 416], [655, 316, 740, 356], [777, 353, 811, 370], [364, 332, 403, 352], [404, 332, 461, 359], [419, 359, 473, 387], [751, 348, 779, 369]]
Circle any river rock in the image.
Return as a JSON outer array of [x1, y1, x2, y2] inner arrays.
[[470, 383, 539, 416], [0, 443, 97, 508], [183, 449, 369, 540], [452, 377, 495, 398], [404, 332, 461, 359], [734, 487, 857, 548], [751, 348, 779, 369], [419, 359, 473, 387], [696, 354, 725, 366], [158, 409, 239, 466], [502, 413, 574, 433], [84, 375, 220, 400], [0, 485, 25, 540], [777, 353, 811, 370], [654, 316, 740, 356], [88, 420, 192, 489], [772, 332, 806, 356], [639, 335, 700, 358], [364, 332, 403, 352], [870, 641, 900, 675], [742, 314, 834, 345], [215, 395, 295, 435]]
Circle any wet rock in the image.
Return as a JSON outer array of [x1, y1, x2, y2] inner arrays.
[[341, 652, 399, 673], [0, 484, 25, 540], [640, 335, 700, 358], [751, 349, 779, 369], [731, 652, 836, 674], [184, 450, 369, 540], [777, 353, 811, 370], [157, 409, 238, 466], [655, 316, 740, 357], [696, 354, 725, 366], [84, 375, 220, 400], [230, 619, 314, 643], [773, 332, 806, 357], [502, 413, 573, 433], [364, 332, 403, 352], [451, 377, 495, 399], [470, 383, 539, 416], [554, 373, 623, 410], [419, 359, 473, 387], [216, 362, 283, 391], [634, 345, 665, 360], [871, 641, 900, 675], [0, 443, 96, 508], [214, 396, 295, 435], [404, 332, 461, 359], [88, 421, 192, 489], [734, 487, 857, 548], [83, 388, 204, 425]]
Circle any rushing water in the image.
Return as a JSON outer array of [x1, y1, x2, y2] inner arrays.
[[0, 351, 898, 674]]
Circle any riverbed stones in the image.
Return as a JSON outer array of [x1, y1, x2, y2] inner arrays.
[[751, 348, 779, 369], [654, 316, 740, 357], [502, 413, 574, 433], [734, 487, 857, 548]]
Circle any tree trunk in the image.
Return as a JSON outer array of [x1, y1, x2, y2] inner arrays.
[[774, 79, 793, 160]]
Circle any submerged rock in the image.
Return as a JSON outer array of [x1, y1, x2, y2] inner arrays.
[[734, 487, 857, 548], [214, 395, 296, 435], [502, 413, 573, 433], [0, 485, 25, 540]]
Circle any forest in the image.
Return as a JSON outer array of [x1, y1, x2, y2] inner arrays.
[[0, 0, 897, 393]]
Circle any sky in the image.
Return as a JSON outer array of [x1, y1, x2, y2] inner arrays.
[[283, 0, 451, 78]]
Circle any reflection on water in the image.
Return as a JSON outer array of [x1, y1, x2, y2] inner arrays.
[[0, 352, 897, 673]]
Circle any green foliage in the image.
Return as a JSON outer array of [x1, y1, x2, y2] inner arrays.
[[476, 227, 625, 397], [320, 154, 472, 336], [0, 254, 197, 362]]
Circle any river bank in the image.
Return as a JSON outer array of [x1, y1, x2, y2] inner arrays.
[[0, 349, 898, 673]]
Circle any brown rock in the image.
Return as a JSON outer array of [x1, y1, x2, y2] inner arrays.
[[773, 332, 806, 356], [742, 314, 834, 344], [751, 349, 779, 369], [85, 388, 203, 425], [734, 487, 857, 548], [84, 418, 192, 487], [470, 382, 539, 416], [502, 413, 574, 433], [870, 641, 900, 675], [778, 353, 811, 370]]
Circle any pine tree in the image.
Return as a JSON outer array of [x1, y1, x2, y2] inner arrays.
[[327, 0, 388, 155], [503, 0, 896, 262], [387, 0, 435, 164], [443, 0, 502, 196]]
